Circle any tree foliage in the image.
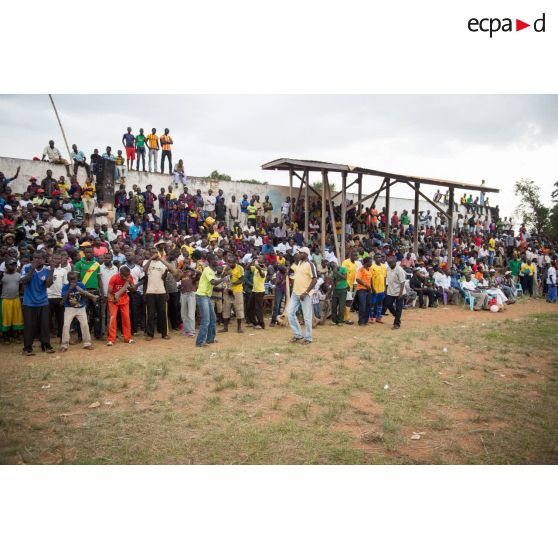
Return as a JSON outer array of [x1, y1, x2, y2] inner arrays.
[[311, 181, 338, 193], [513, 178, 550, 235], [207, 170, 267, 184], [209, 170, 232, 181]]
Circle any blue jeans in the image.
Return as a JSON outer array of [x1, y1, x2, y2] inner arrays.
[[547, 284, 557, 302], [370, 291, 385, 318], [287, 292, 313, 341], [196, 295, 216, 345]]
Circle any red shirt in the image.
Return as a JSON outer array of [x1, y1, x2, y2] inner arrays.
[[108, 274, 134, 305]]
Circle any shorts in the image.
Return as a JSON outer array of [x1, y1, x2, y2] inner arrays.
[[223, 291, 245, 320], [2, 298, 24, 331], [125, 147, 136, 160]]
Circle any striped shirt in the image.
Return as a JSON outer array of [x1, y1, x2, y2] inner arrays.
[[160, 134, 173, 151], [146, 134, 159, 150]]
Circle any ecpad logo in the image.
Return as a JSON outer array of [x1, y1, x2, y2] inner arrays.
[[468, 13, 546, 37]]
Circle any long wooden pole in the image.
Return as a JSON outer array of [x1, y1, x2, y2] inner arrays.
[[288, 168, 293, 222], [385, 179, 391, 241], [325, 173, 340, 261], [321, 171, 327, 256], [304, 170, 309, 243], [48, 94, 72, 161], [341, 172, 347, 262], [413, 182, 420, 255], [357, 174, 363, 215], [447, 187, 455, 269]]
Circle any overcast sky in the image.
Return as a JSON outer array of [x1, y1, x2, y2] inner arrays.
[[0, 94, 556, 216]]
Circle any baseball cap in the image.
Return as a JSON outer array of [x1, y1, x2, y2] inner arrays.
[[299, 247, 311, 256]]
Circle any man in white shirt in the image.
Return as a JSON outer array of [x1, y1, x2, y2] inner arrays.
[[435, 268, 459, 304], [203, 190, 216, 216], [546, 264, 557, 303], [94, 201, 110, 227], [42, 140, 71, 177], [47, 252, 69, 339], [281, 198, 290, 222], [461, 272, 488, 310], [46, 210, 69, 243], [385, 256, 407, 329], [227, 195, 240, 229]]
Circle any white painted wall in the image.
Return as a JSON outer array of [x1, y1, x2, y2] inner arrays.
[[1, 156, 490, 222]]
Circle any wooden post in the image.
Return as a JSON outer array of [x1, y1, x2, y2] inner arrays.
[[325, 174, 340, 261], [321, 170, 327, 256], [357, 173, 363, 215], [288, 168, 293, 222], [385, 179, 391, 241], [48, 94, 72, 161], [447, 187, 455, 269], [304, 170, 309, 243], [341, 171, 347, 262], [413, 182, 420, 255]]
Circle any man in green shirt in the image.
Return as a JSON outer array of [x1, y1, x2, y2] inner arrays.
[[74, 246, 103, 339], [330, 262, 349, 325], [507, 256, 522, 285], [195, 254, 230, 347], [135, 127, 147, 172]]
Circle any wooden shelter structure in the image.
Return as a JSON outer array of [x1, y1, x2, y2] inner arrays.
[[262, 158, 499, 267]]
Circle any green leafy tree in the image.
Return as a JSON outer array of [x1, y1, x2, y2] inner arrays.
[[513, 178, 549, 235], [209, 170, 232, 181], [311, 181, 338, 193]]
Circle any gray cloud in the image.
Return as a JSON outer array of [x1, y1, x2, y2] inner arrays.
[[0, 95, 556, 214]]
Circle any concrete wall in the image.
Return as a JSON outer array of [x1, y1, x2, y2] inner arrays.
[[1, 156, 489, 222]]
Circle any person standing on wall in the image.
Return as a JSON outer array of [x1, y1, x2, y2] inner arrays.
[[122, 127, 136, 172], [135, 128, 147, 172], [146, 128, 159, 172], [160, 128, 173, 174]]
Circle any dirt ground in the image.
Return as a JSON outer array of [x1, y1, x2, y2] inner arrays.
[[1, 298, 557, 464]]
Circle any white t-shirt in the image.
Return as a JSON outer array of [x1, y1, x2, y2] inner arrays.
[[99, 264, 118, 296], [144, 260, 167, 294], [203, 195, 216, 212], [128, 264, 145, 295], [47, 266, 69, 298]]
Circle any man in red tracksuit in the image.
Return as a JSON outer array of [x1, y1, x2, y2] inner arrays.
[[106, 266, 136, 346]]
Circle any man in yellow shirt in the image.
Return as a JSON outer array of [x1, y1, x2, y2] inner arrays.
[[146, 128, 159, 172], [82, 177, 96, 227], [220, 254, 245, 333], [520, 259, 536, 297], [341, 251, 358, 322], [370, 253, 387, 323], [287, 247, 317, 344], [249, 255, 267, 329], [195, 253, 230, 347], [160, 128, 173, 174]]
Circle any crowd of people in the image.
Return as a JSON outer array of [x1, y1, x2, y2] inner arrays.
[[1, 140, 557, 354]]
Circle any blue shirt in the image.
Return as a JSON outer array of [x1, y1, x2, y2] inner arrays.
[[71, 150, 85, 162], [240, 200, 249, 213], [61, 281, 87, 308], [122, 133, 135, 148], [21, 265, 50, 307], [129, 225, 141, 241]]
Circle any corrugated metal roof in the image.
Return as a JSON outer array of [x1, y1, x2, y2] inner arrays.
[[261, 158, 499, 193]]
